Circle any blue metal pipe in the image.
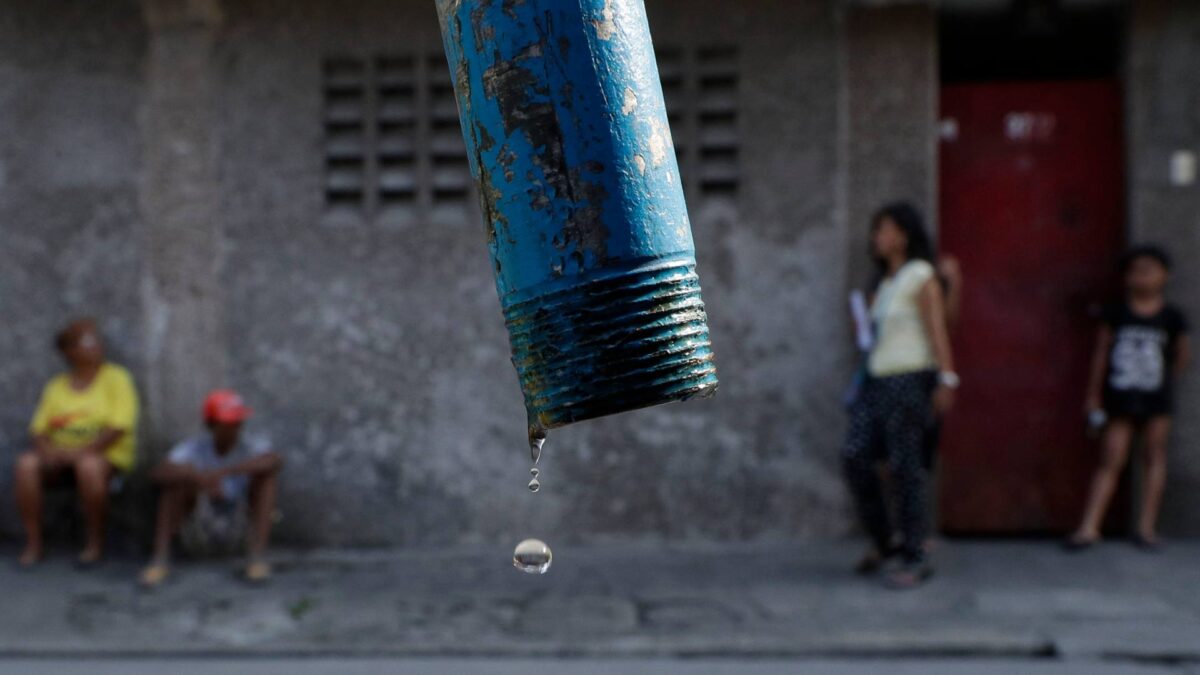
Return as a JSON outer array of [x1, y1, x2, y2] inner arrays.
[[436, 0, 717, 431]]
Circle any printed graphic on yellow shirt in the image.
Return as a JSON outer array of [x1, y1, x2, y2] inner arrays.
[[48, 412, 87, 430], [30, 363, 140, 472]]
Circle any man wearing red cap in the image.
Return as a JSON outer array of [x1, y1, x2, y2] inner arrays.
[[140, 390, 282, 587]]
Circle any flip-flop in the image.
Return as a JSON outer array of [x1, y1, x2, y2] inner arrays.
[[244, 560, 272, 584], [1063, 535, 1099, 552], [855, 545, 902, 576], [17, 550, 44, 570], [139, 563, 171, 589], [1133, 534, 1163, 552], [74, 553, 104, 571], [885, 562, 934, 590]]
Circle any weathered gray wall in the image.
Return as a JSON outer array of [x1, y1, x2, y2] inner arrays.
[[0, 0, 860, 546], [214, 0, 521, 545], [844, 3, 938, 291], [214, 0, 853, 545], [1128, 0, 1200, 535], [0, 0, 147, 534], [139, 0, 230, 450], [9, 0, 1196, 546]]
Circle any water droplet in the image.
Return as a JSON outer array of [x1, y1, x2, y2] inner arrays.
[[527, 478, 541, 492], [530, 467, 540, 478], [529, 433, 546, 465], [513, 538, 552, 574]]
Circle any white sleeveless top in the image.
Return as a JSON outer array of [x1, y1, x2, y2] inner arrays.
[[868, 259, 938, 377]]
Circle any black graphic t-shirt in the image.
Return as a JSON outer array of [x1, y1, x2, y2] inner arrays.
[[1101, 301, 1189, 418]]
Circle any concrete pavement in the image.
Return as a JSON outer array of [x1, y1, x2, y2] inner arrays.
[[0, 658, 1191, 675], [0, 539, 1197, 666]]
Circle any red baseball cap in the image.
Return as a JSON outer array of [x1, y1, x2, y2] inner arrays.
[[203, 389, 252, 424]]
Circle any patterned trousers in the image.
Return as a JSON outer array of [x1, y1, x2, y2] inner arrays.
[[842, 370, 936, 563]]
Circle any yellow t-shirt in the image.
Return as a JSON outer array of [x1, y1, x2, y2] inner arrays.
[[29, 363, 140, 472], [868, 259, 939, 377]]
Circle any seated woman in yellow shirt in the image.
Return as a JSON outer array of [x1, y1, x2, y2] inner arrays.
[[15, 319, 139, 568]]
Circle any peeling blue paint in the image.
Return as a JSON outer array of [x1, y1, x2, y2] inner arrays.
[[437, 0, 717, 429]]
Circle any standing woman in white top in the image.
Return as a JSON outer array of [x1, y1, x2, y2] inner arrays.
[[842, 202, 959, 589]]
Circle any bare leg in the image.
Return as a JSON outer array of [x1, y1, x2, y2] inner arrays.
[[1137, 416, 1171, 542], [140, 483, 196, 588], [1072, 419, 1135, 542], [74, 454, 113, 563], [14, 452, 46, 566], [246, 467, 280, 560], [150, 484, 198, 563]]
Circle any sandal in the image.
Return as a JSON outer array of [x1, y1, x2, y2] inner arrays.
[[1133, 534, 1163, 552], [75, 549, 104, 570], [1063, 533, 1100, 552], [244, 560, 272, 584], [854, 545, 899, 575], [139, 563, 171, 589], [885, 560, 934, 590], [17, 547, 43, 570]]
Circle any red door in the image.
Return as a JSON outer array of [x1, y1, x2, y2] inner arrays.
[[938, 81, 1125, 534]]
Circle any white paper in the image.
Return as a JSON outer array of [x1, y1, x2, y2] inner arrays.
[[850, 290, 873, 352]]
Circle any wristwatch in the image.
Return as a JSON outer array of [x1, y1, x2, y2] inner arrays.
[[938, 371, 961, 389]]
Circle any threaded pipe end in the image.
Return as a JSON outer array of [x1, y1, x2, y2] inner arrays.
[[503, 259, 718, 429]]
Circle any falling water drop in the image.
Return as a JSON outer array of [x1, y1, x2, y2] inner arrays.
[[517, 424, 550, 572], [512, 538, 552, 574], [527, 425, 547, 492], [529, 426, 546, 465]]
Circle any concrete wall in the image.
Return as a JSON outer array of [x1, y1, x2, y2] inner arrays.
[[0, 0, 862, 547], [139, 0, 229, 450], [213, 0, 853, 545], [0, 0, 147, 534], [5, 0, 1195, 546], [844, 3, 938, 291], [1128, 0, 1200, 535]]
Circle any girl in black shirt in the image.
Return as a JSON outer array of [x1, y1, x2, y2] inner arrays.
[[1068, 246, 1191, 550]]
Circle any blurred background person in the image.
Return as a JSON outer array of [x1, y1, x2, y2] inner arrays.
[[140, 390, 282, 588], [842, 203, 958, 589], [14, 318, 140, 568], [1068, 246, 1191, 551]]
